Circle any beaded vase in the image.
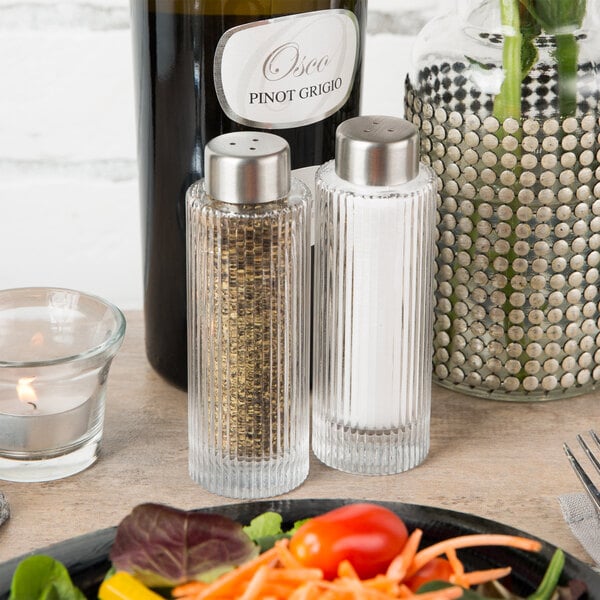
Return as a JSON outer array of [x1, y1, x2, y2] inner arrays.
[[406, 0, 600, 400]]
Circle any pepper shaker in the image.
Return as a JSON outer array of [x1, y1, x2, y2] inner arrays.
[[186, 132, 310, 499], [313, 116, 437, 475]]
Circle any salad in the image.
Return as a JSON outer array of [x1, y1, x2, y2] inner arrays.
[[7, 503, 583, 600]]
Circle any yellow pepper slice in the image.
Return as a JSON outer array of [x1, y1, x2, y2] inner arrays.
[[98, 572, 164, 600]]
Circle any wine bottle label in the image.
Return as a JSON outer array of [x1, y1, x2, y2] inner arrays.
[[214, 9, 360, 129]]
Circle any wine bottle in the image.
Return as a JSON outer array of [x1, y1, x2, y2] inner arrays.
[[130, 0, 367, 389]]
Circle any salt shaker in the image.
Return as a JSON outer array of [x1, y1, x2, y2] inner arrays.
[[313, 115, 437, 475], [186, 131, 310, 499]]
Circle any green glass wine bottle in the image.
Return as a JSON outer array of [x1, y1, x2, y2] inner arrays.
[[130, 0, 367, 389]]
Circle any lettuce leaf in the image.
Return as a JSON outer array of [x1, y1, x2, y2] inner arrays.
[[9, 555, 85, 600], [109, 503, 259, 588], [243, 511, 310, 552]]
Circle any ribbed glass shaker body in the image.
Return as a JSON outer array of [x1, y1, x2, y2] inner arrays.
[[186, 179, 310, 499], [406, 0, 600, 400], [313, 160, 437, 475]]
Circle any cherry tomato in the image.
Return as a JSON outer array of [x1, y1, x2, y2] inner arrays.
[[288, 503, 409, 580], [404, 557, 454, 591]]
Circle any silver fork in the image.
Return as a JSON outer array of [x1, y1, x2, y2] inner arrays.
[[564, 430, 600, 512]]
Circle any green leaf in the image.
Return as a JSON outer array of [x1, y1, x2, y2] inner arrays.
[[519, 4, 541, 78], [288, 518, 311, 535], [525, 0, 586, 33], [465, 57, 494, 70], [9, 555, 85, 600], [242, 512, 311, 552], [243, 511, 284, 541]]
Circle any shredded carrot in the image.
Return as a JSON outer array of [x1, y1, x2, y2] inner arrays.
[[386, 528, 423, 581], [171, 581, 208, 598], [364, 574, 401, 595], [397, 583, 414, 598], [337, 577, 397, 599], [237, 566, 265, 600], [445, 548, 464, 576], [407, 534, 542, 577], [266, 567, 323, 584], [337, 560, 360, 579], [169, 528, 542, 600], [274, 539, 304, 568], [451, 566, 512, 587], [193, 546, 279, 599], [239, 564, 270, 600], [288, 582, 322, 600]]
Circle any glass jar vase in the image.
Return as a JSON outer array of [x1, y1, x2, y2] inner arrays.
[[406, 0, 600, 400]]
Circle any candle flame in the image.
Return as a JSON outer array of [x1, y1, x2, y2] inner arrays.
[[17, 377, 38, 408]]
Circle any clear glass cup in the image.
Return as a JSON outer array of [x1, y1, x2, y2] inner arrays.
[[0, 287, 126, 482]]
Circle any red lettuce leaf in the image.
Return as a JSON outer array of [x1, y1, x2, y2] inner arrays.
[[109, 503, 259, 587]]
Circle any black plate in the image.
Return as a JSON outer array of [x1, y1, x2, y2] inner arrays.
[[0, 499, 597, 599]]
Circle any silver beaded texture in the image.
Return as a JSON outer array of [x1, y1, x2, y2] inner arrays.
[[406, 86, 600, 400]]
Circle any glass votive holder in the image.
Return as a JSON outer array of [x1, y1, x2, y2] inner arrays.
[[0, 287, 126, 482]]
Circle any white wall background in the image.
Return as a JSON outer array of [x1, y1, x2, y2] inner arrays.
[[0, 0, 445, 310]]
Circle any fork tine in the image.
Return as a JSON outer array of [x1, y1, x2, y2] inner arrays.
[[577, 433, 600, 477], [563, 442, 600, 513]]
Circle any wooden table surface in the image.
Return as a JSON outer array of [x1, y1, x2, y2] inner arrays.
[[1, 310, 599, 566]]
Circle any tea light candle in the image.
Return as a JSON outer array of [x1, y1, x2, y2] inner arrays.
[[0, 378, 94, 453], [0, 287, 125, 482]]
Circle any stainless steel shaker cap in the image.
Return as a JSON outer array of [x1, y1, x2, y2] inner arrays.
[[205, 132, 291, 204], [335, 116, 420, 186]]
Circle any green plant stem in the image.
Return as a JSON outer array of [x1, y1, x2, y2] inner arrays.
[[527, 549, 565, 600], [495, 1, 528, 385], [556, 33, 579, 117], [494, 0, 522, 121]]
